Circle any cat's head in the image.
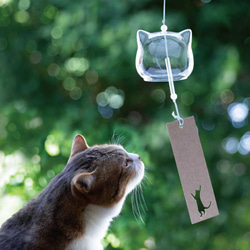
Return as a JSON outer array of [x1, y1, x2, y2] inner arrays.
[[65, 135, 144, 207], [136, 29, 194, 82]]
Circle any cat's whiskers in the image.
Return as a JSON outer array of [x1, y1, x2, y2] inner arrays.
[[111, 131, 125, 146], [130, 186, 147, 225], [142, 173, 151, 185], [135, 187, 144, 224], [131, 190, 141, 225], [138, 184, 148, 214]]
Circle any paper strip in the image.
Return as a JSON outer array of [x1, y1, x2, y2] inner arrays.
[[167, 116, 219, 224]]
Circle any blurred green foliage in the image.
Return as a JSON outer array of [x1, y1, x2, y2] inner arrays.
[[0, 0, 250, 249]]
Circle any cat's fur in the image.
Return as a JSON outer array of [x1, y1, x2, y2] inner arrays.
[[191, 186, 211, 217], [0, 135, 144, 250]]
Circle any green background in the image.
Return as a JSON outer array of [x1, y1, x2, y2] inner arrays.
[[0, 0, 249, 249]]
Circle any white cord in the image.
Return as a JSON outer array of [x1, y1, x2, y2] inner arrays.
[[165, 57, 184, 128], [162, 0, 184, 128], [162, 0, 166, 25]]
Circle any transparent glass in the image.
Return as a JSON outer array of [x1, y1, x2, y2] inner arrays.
[[136, 29, 194, 82]]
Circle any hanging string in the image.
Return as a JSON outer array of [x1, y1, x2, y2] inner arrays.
[[162, 0, 166, 25], [164, 57, 184, 127], [162, 0, 184, 128]]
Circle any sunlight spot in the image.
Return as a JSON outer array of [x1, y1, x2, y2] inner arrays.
[[222, 137, 238, 154], [98, 105, 113, 119], [238, 132, 250, 155], [14, 100, 26, 113], [18, 0, 30, 10], [0, 195, 23, 227], [144, 237, 156, 249], [228, 103, 248, 123], [151, 89, 166, 103], [47, 170, 55, 178], [202, 119, 215, 131], [220, 89, 234, 104], [0, 0, 12, 7], [233, 163, 246, 176], [39, 177, 47, 187], [96, 86, 125, 118], [15, 10, 29, 23], [0, 151, 27, 187], [216, 160, 230, 174], [51, 26, 63, 39], [109, 94, 124, 109], [48, 63, 60, 77], [63, 77, 76, 91], [15, 173, 24, 183], [25, 117, 43, 129], [107, 234, 120, 248], [25, 177, 33, 187], [96, 92, 108, 107], [69, 87, 82, 100], [32, 155, 41, 164], [65, 57, 89, 76], [43, 5, 57, 19], [45, 136, 60, 156]]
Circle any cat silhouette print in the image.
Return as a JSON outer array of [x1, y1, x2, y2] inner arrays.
[[191, 186, 211, 217]]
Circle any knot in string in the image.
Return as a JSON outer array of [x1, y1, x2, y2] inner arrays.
[[172, 101, 184, 128]]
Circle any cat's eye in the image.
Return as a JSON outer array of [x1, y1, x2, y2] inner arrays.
[[124, 160, 129, 167], [123, 159, 131, 168]]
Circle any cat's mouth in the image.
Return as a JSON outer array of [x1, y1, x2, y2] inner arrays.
[[125, 153, 144, 195]]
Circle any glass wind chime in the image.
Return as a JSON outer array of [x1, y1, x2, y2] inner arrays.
[[135, 0, 219, 224]]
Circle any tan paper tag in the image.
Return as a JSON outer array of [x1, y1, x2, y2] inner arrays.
[[167, 116, 219, 224]]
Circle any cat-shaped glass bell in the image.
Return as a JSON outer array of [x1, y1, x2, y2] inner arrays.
[[136, 25, 194, 82]]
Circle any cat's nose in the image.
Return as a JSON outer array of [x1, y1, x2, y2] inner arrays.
[[135, 155, 141, 161], [134, 154, 141, 161], [128, 153, 141, 162]]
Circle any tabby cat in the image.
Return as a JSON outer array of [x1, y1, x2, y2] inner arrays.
[[0, 135, 144, 250]]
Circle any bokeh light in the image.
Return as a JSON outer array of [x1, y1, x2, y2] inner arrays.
[[18, 0, 30, 10], [14, 10, 29, 23], [64, 57, 89, 76], [228, 102, 248, 128], [96, 86, 124, 119], [44, 135, 60, 156], [0, 0, 12, 7], [151, 89, 166, 103], [238, 132, 250, 155], [222, 137, 239, 154]]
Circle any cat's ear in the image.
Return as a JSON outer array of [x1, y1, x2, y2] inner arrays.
[[179, 29, 192, 44], [69, 134, 89, 162], [137, 30, 149, 45], [72, 171, 95, 194]]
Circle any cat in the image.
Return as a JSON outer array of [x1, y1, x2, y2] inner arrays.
[[191, 186, 211, 217], [0, 134, 145, 250], [136, 28, 193, 82]]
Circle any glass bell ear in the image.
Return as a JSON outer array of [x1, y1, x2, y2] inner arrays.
[[136, 28, 194, 82]]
